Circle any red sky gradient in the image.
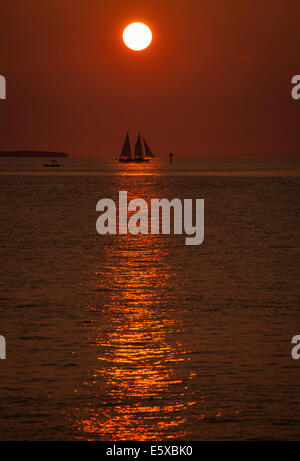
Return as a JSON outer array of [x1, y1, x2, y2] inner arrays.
[[0, 0, 299, 158]]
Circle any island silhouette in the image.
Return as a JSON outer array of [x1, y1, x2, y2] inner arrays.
[[0, 151, 68, 158]]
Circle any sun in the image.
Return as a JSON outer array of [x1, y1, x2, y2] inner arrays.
[[123, 22, 152, 51]]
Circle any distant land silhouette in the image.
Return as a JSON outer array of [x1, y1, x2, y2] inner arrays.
[[0, 151, 68, 158]]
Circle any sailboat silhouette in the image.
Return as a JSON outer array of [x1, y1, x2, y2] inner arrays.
[[118, 133, 155, 163]]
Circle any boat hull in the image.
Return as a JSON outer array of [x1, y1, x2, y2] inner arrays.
[[132, 158, 149, 163], [119, 157, 132, 163], [119, 157, 149, 163]]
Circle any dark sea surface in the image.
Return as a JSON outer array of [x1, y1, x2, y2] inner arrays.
[[0, 158, 299, 440]]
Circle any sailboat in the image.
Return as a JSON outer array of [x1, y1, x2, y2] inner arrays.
[[118, 133, 154, 163]]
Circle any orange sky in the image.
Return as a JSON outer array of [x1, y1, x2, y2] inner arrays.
[[0, 0, 299, 158]]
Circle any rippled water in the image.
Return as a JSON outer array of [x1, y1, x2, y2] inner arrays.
[[0, 159, 299, 440]]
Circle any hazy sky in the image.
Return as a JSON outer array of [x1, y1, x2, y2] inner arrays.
[[0, 0, 299, 158]]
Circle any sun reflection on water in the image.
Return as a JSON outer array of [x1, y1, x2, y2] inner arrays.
[[69, 226, 196, 440]]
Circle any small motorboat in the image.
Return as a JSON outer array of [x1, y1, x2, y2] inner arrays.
[[44, 159, 60, 168]]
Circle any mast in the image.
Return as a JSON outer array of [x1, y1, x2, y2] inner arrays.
[[134, 133, 144, 159], [142, 137, 154, 157], [120, 132, 131, 158]]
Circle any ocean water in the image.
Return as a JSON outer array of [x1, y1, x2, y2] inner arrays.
[[0, 158, 299, 440]]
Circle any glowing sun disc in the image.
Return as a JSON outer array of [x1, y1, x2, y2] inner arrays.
[[123, 22, 152, 51]]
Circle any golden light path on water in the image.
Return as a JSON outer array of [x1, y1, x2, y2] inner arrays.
[[68, 172, 197, 440]]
